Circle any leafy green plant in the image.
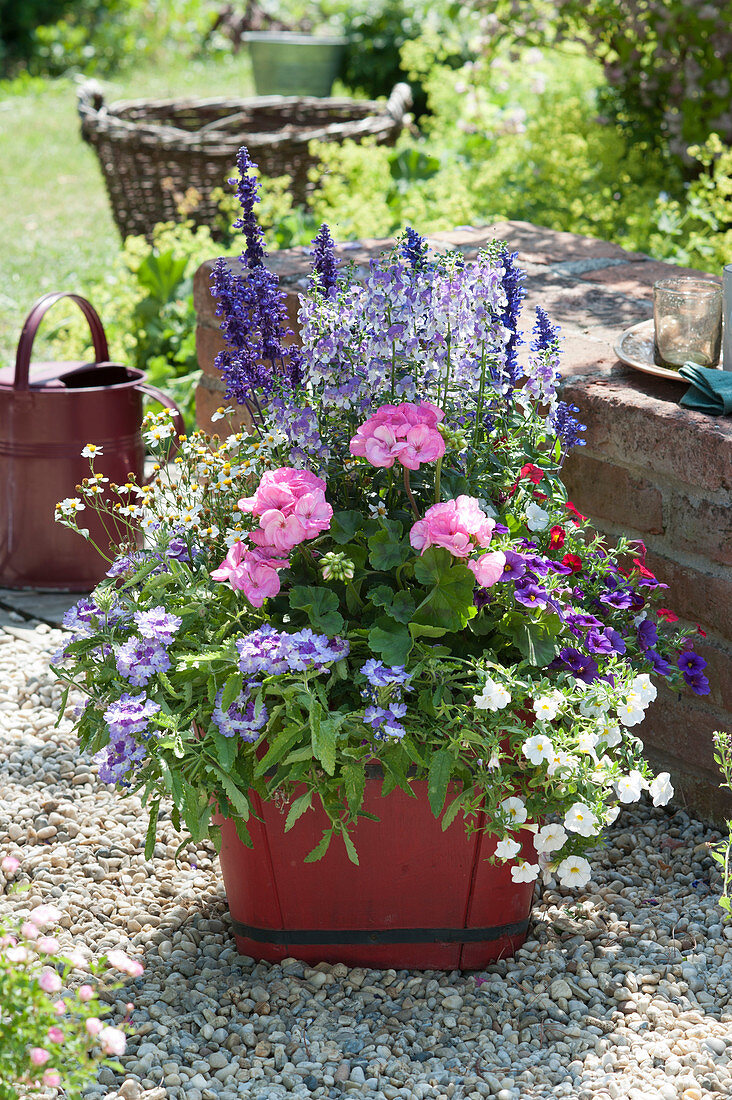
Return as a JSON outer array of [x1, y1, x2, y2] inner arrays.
[[712, 732, 732, 919], [0, 871, 140, 1100]]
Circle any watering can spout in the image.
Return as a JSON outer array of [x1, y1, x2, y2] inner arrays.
[[0, 292, 184, 590]]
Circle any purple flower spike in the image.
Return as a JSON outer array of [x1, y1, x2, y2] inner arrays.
[[232, 147, 267, 270], [311, 223, 340, 296]]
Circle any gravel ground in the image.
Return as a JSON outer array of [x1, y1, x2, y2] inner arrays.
[[1, 621, 732, 1100]]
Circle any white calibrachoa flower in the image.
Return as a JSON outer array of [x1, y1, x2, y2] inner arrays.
[[535, 823, 568, 854], [474, 678, 511, 711], [547, 749, 578, 777], [522, 733, 555, 766], [617, 770, 647, 804], [533, 690, 563, 722], [597, 720, 622, 748], [494, 836, 522, 861], [564, 802, 599, 837], [500, 796, 527, 826], [81, 443, 102, 458], [617, 691, 646, 727], [631, 674, 657, 706], [578, 730, 599, 756], [525, 500, 551, 531], [556, 855, 592, 889], [605, 805, 621, 826], [649, 771, 674, 807], [511, 861, 540, 883]]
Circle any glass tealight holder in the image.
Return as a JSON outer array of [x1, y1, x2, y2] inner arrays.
[[653, 276, 722, 369]]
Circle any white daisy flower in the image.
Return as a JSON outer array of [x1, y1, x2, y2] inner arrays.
[[81, 443, 102, 458]]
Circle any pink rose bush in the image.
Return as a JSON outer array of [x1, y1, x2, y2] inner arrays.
[[349, 402, 446, 470], [0, 880, 139, 1099]]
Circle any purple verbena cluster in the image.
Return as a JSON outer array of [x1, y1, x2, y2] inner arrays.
[[115, 636, 172, 687], [360, 660, 413, 741], [94, 731, 146, 785], [212, 686, 268, 741], [104, 693, 161, 738], [133, 606, 183, 646], [236, 625, 349, 677]]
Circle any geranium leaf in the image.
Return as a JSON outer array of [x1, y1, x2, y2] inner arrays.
[[290, 586, 344, 634], [413, 548, 476, 632], [330, 510, 363, 544], [368, 521, 410, 570], [368, 619, 413, 666]]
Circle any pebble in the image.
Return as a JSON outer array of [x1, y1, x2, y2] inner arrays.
[[0, 625, 731, 1100]]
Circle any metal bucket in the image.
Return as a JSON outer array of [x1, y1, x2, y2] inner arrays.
[[244, 32, 347, 97], [0, 292, 184, 591]]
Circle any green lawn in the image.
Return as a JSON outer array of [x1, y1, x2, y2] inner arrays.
[[0, 52, 255, 366]]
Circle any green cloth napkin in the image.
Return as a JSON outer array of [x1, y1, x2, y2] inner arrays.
[[678, 362, 732, 416]]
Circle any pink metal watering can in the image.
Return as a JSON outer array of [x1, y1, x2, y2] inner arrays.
[[0, 292, 184, 590]]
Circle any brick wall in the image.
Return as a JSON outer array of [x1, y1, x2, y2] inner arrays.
[[193, 222, 732, 823]]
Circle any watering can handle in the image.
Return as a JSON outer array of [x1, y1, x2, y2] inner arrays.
[[14, 292, 110, 391], [136, 383, 187, 476]]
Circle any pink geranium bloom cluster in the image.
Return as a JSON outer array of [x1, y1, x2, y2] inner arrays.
[[410, 495, 506, 587], [349, 402, 446, 470], [212, 468, 333, 607]]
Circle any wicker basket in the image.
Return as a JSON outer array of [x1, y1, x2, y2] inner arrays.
[[78, 83, 412, 241]]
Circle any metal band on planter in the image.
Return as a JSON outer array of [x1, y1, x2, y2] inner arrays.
[[230, 918, 530, 945]]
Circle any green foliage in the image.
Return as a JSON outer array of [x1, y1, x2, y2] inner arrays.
[[712, 731, 732, 920]]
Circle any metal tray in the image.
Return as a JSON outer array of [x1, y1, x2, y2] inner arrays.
[[614, 318, 724, 382]]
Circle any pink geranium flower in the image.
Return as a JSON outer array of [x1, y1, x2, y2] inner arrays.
[[238, 467, 326, 517], [1, 855, 20, 874], [259, 509, 308, 552], [294, 490, 333, 537], [410, 496, 496, 559], [350, 402, 446, 471], [78, 985, 94, 1002], [85, 1017, 103, 1036]]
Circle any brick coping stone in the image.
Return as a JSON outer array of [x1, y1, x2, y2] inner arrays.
[[193, 220, 732, 823]]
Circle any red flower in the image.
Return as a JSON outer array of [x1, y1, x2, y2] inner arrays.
[[549, 525, 566, 550], [697, 624, 707, 637], [533, 491, 548, 502], [562, 553, 583, 574], [564, 501, 586, 525], [657, 608, 679, 623], [520, 463, 544, 485], [632, 559, 656, 579]]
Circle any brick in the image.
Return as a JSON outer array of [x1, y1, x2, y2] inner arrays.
[[562, 375, 732, 492], [196, 324, 227, 380], [561, 453, 664, 534], [553, 332, 620, 380], [692, 636, 732, 713], [641, 684, 729, 780], [430, 220, 650, 266], [641, 549, 732, 640], [664, 490, 732, 567], [194, 378, 252, 435], [643, 745, 732, 826], [579, 260, 719, 300]]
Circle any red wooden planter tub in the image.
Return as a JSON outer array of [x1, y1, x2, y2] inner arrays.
[[218, 778, 537, 970]]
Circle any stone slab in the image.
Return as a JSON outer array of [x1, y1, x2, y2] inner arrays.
[[0, 588, 80, 629]]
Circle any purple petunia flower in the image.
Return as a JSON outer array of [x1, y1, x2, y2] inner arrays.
[[499, 551, 527, 582], [212, 687, 267, 741], [115, 636, 171, 687], [559, 646, 600, 684], [104, 693, 161, 738], [637, 619, 658, 651], [133, 606, 182, 646], [513, 578, 549, 608], [685, 673, 711, 696], [677, 651, 707, 676], [646, 649, 673, 676], [598, 588, 635, 610], [585, 627, 626, 656]]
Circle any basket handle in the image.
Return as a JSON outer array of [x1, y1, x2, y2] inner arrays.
[[14, 292, 110, 391], [385, 83, 413, 121]]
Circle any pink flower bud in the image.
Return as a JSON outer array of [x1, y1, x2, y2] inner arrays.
[[47, 1027, 64, 1044], [53, 1000, 66, 1016], [29, 904, 62, 929], [106, 949, 143, 977], [29, 1048, 50, 1066], [99, 1025, 126, 1056], [21, 921, 39, 940], [38, 969, 62, 993], [85, 1017, 103, 1036], [37, 936, 59, 955], [6, 945, 28, 963], [65, 949, 89, 970], [78, 984, 94, 1002], [1, 855, 20, 874], [42, 1070, 62, 1088]]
